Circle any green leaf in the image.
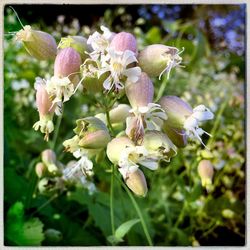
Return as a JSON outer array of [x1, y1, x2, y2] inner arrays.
[[6, 201, 44, 246], [115, 219, 140, 239]]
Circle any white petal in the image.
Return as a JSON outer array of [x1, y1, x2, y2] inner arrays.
[[140, 160, 158, 170], [124, 67, 141, 83]]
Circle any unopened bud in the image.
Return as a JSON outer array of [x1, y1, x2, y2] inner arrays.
[[222, 209, 234, 219], [110, 104, 131, 124], [125, 72, 154, 108], [54, 47, 82, 79], [35, 78, 54, 117], [16, 25, 57, 60], [125, 169, 148, 197], [79, 130, 111, 149], [44, 229, 62, 243], [38, 177, 57, 195], [35, 162, 47, 178], [58, 35, 90, 60], [162, 125, 187, 148], [41, 149, 58, 173], [159, 96, 192, 129], [138, 44, 182, 78], [198, 160, 214, 187], [110, 32, 137, 53], [107, 137, 134, 165]]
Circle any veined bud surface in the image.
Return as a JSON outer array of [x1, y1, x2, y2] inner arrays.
[[54, 47, 82, 79], [125, 169, 148, 197], [16, 25, 57, 60], [159, 96, 193, 129], [110, 32, 137, 54], [107, 136, 135, 165], [138, 44, 182, 79], [125, 72, 154, 108], [44, 229, 63, 243], [198, 160, 214, 187]]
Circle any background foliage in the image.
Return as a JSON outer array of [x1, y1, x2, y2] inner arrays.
[[4, 4, 245, 246]]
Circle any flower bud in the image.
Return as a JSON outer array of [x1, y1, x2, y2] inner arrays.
[[16, 25, 57, 60], [125, 72, 154, 108], [41, 149, 58, 173], [138, 44, 182, 78], [35, 78, 55, 117], [35, 162, 47, 178], [78, 130, 111, 149], [125, 169, 148, 197], [198, 160, 214, 187], [54, 47, 82, 79], [222, 209, 234, 219], [162, 125, 187, 148], [142, 131, 176, 161], [109, 104, 131, 124], [107, 137, 134, 165], [110, 32, 137, 53], [38, 177, 57, 195], [159, 96, 192, 129], [58, 35, 90, 60], [44, 229, 62, 243]]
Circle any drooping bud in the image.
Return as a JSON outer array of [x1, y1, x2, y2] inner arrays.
[[41, 149, 58, 173], [78, 130, 111, 149], [74, 117, 111, 150], [109, 104, 131, 124], [110, 32, 137, 54], [54, 47, 82, 79], [107, 137, 135, 165], [162, 125, 187, 148], [58, 35, 90, 60], [125, 169, 148, 197], [138, 44, 182, 79], [198, 160, 214, 187], [125, 72, 154, 108], [142, 131, 176, 161], [35, 78, 55, 117], [16, 25, 57, 60], [159, 96, 192, 129], [35, 162, 47, 178]]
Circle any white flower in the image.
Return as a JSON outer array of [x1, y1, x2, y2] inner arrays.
[[118, 145, 158, 179], [99, 49, 141, 91], [184, 105, 214, 147], [79, 176, 97, 195], [63, 155, 94, 180], [46, 76, 74, 105], [159, 47, 184, 80], [126, 103, 167, 142], [33, 119, 54, 141], [87, 25, 113, 60]]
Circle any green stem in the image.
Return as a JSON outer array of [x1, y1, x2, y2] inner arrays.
[[51, 106, 64, 150], [106, 109, 115, 136], [155, 77, 168, 102], [115, 173, 153, 246], [110, 165, 115, 235]]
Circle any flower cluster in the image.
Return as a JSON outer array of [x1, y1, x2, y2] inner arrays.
[[18, 24, 214, 196]]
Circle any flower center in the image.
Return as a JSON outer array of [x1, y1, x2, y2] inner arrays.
[[112, 62, 123, 73]]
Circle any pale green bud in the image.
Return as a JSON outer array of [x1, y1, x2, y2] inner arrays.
[[109, 104, 131, 124], [125, 72, 154, 108], [125, 169, 148, 197], [222, 209, 234, 219], [38, 178, 57, 195], [16, 25, 57, 60], [159, 96, 192, 129], [107, 137, 134, 165], [138, 44, 182, 78], [198, 160, 214, 187], [142, 131, 176, 161], [58, 35, 90, 60]]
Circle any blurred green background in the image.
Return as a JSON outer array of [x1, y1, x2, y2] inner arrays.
[[4, 4, 245, 246]]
